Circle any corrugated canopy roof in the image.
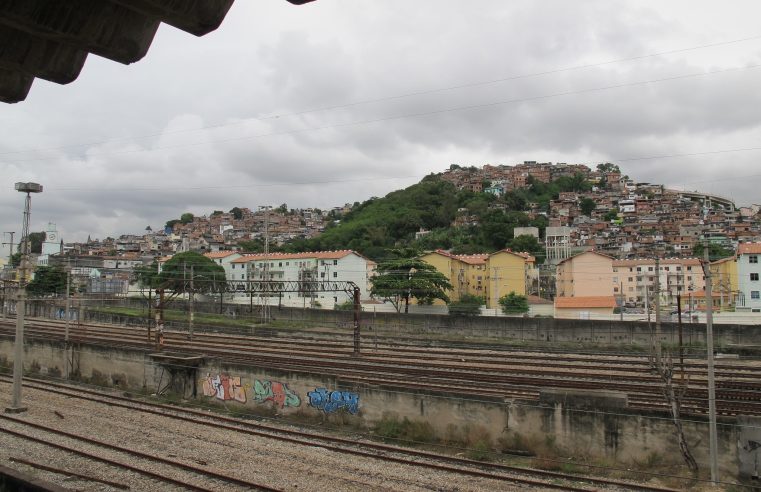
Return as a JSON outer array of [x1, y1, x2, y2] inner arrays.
[[0, 0, 314, 103]]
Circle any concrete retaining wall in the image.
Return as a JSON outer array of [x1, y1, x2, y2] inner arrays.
[[4, 333, 760, 482]]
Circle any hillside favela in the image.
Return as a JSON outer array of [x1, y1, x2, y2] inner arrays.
[[2, 2, 761, 491]]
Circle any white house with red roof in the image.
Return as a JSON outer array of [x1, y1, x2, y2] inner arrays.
[[736, 243, 761, 312], [203, 251, 242, 280], [228, 250, 372, 307]]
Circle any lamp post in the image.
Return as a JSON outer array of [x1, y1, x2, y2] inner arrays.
[[259, 205, 271, 322], [6, 182, 42, 414]]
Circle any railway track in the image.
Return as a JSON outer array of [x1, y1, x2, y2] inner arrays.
[[0, 374, 683, 492], [3, 317, 761, 416]]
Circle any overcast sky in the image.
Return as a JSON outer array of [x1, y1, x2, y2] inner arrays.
[[1, 0, 760, 254]]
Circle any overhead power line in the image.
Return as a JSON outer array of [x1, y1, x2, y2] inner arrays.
[[50, 150, 761, 192], [2, 33, 760, 158]]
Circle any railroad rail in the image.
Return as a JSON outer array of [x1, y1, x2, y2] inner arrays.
[[2, 318, 761, 417], [0, 374, 682, 492]]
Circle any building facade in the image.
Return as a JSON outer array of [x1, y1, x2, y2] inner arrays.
[[736, 243, 761, 312]]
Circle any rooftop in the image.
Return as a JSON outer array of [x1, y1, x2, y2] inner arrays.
[[0, 0, 314, 103]]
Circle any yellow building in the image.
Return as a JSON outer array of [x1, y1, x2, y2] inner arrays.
[[556, 251, 615, 298], [420, 249, 535, 308], [486, 249, 536, 307], [709, 256, 738, 310]]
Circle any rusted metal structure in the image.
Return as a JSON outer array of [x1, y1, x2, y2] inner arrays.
[[0, 0, 315, 103]]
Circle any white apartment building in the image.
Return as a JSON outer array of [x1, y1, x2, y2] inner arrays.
[[228, 250, 372, 307], [203, 251, 242, 280], [736, 243, 761, 312]]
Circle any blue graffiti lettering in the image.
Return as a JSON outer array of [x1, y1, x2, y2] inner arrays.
[[307, 387, 359, 414]]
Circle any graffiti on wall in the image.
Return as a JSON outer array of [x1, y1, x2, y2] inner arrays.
[[201, 373, 247, 403], [307, 387, 359, 414], [253, 380, 301, 408]]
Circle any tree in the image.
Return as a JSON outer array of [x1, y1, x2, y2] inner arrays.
[[229, 207, 244, 220], [157, 252, 226, 294], [596, 162, 620, 173], [693, 243, 733, 260], [579, 197, 597, 216], [180, 213, 194, 224], [19, 231, 46, 254], [603, 209, 619, 222], [448, 294, 484, 317], [165, 219, 181, 231], [509, 235, 542, 255], [499, 291, 529, 314], [133, 261, 161, 289], [237, 238, 264, 252], [211, 210, 223, 216], [27, 266, 68, 297], [370, 249, 452, 313]]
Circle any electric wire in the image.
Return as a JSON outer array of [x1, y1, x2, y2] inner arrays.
[[4, 62, 761, 166], [3, 33, 760, 158]]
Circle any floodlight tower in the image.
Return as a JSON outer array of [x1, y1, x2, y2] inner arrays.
[[5, 182, 42, 414]]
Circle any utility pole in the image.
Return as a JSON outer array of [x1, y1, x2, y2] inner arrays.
[[492, 266, 500, 313], [677, 293, 684, 382], [2, 231, 14, 319], [189, 264, 194, 341], [352, 286, 361, 356], [703, 246, 719, 485], [64, 260, 71, 378], [259, 205, 272, 322], [654, 257, 662, 367], [619, 281, 624, 322], [7, 182, 43, 414]]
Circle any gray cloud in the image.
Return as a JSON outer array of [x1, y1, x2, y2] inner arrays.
[[1, 0, 761, 254]]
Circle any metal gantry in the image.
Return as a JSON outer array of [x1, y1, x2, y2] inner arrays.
[[152, 279, 363, 355]]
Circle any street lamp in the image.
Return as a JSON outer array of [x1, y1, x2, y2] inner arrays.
[[6, 182, 42, 414]]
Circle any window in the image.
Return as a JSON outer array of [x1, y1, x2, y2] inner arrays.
[[279, 262, 282, 267], [752, 291, 760, 299], [648, 267, 653, 272], [321, 272, 325, 278], [752, 273, 759, 281], [676, 266, 681, 271], [687, 266, 692, 271], [637, 267, 642, 272], [751, 255, 759, 264], [333, 260, 338, 265], [613, 277, 618, 283], [628, 277, 633, 282], [333, 272, 338, 278]]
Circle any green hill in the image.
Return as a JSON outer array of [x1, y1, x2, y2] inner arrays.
[[284, 173, 570, 260]]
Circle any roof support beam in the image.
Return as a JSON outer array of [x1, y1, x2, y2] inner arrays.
[[0, 0, 160, 65], [0, 66, 33, 103], [0, 24, 87, 84], [110, 0, 234, 37]]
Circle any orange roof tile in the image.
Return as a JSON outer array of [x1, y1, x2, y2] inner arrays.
[[558, 251, 614, 266], [230, 250, 358, 264], [554, 296, 617, 309], [613, 257, 701, 267], [204, 251, 238, 259], [738, 243, 761, 255], [490, 249, 536, 263]]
